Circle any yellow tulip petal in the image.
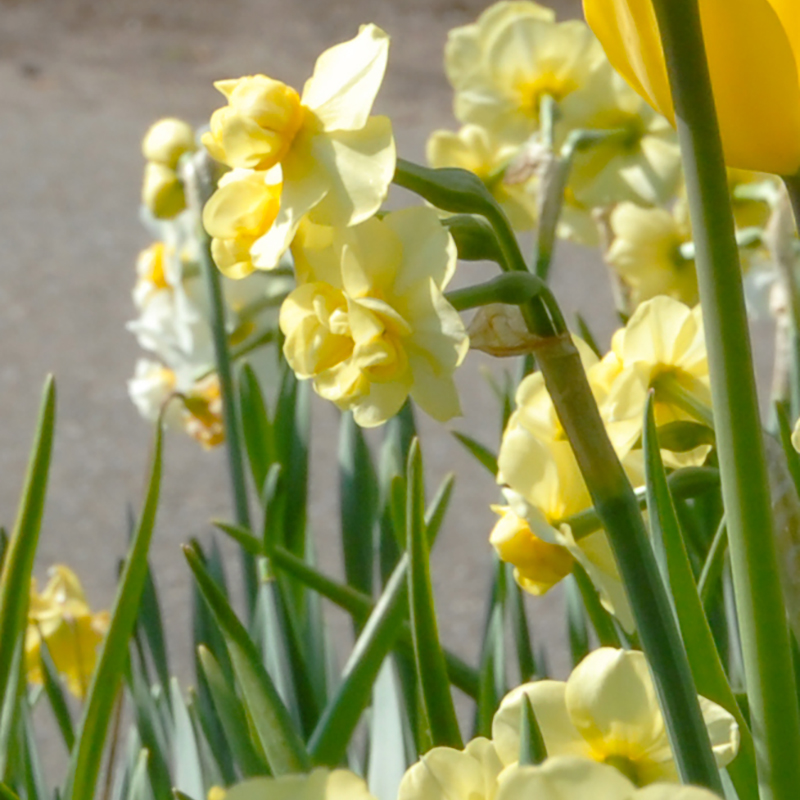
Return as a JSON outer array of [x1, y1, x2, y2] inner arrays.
[[301, 24, 390, 131]]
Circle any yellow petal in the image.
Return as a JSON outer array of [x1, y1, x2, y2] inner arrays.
[[496, 759, 637, 800], [301, 24, 390, 131], [584, 0, 800, 174]]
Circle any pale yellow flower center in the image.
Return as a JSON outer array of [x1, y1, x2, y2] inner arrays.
[[517, 75, 577, 121], [602, 753, 644, 786]]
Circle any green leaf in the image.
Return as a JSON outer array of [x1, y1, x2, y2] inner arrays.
[[213, 521, 264, 557], [136, 561, 171, 698], [406, 440, 462, 749], [309, 554, 409, 765], [776, 402, 800, 499], [20, 700, 49, 800], [573, 313, 602, 359], [452, 432, 498, 477], [424, 473, 455, 550], [239, 363, 274, 494], [0, 784, 20, 800], [474, 601, 505, 739], [565, 575, 590, 667], [171, 679, 204, 800], [126, 750, 155, 800], [339, 412, 378, 599], [63, 423, 162, 800], [698, 516, 728, 608], [0, 378, 55, 707], [518, 694, 547, 766], [367, 661, 409, 800], [269, 545, 480, 699], [643, 394, 757, 800], [184, 544, 311, 775], [38, 635, 75, 751], [570, 563, 622, 649], [507, 572, 537, 682], [197, 646, 269, 778]]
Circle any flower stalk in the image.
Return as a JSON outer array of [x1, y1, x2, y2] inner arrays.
[[650, 0, 800, 796]]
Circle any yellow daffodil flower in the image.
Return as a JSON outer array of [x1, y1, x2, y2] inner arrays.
[[26, 566, 110, 699], [599, 296, 712, 467], [202, 24, 395, 272], [446, 4, 608, 143], [583, 0, 800, 175], [605, 203, 697, 308], [397, 737, 504, 800], [427, 124, 539, 231], [493, 649, 739, 785], [279, 208, 468, 427], [490, 506, 574, 595], [222, 769, 376, 800], [496, 757, 721, 800]]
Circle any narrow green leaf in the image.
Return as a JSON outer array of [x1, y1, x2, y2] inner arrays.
[[0, 641, 25, 778], [197, 646, 269, 778], [239, 363, 274, 494], [136, 562, 171, 698], [339, 412, 378, 599], [0, 378, 55, 706], [518, 695, 547, 766], [309, 554, 409, 765], [38, 635, 75, 751], [187, 687, 231, 788], [406, 440, 462, 749], [570, 563, 622, 648], [698, 516, 727, 609], [565, 575, 590, 667], [212, 521, 264, 557], [776, 402, 800, 498], [507, 573, 537, 682], [367, 660, 409, 800], [0, 784, 20, 800], [269, 544, 480, 699], [474, 602, 505, 739], [171, 679, 204, 800], [643, 394, 757, 800], [184, 545, 311, 775], [21, 699, 49, 800], [64, 423, 162, 800], [573, 313, 602, 358], [424, 473, 455, 550], [451, 432, 498, 477], [126, 750, 154, 800]]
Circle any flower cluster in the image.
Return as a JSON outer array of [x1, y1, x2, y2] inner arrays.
[[25, 566, 109, 699], [493, 296, 712, 626], [141, 118, 197, 220]]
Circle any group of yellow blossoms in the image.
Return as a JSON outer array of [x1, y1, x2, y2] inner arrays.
[[209, 649, 738, 800], [492, 295, 711, 626]]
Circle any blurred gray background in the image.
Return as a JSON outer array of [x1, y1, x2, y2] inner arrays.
[[0, 0, 776, 738]]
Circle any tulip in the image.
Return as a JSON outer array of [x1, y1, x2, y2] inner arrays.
[[583, 0, 800, 175]]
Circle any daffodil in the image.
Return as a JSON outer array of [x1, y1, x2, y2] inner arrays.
[[26, 566, 110, 699], [599, 296, 712, 468], [446, 4, 609, 144], [496, 757, 720, 800], [142, 117, 196, 169], [202, 24, 395, 272], [583, 0, 800, 176], [397, 737, 504, 800], [427, 124, 538, 230], [221, 769, 376, 800], [279, 208, 468, 427], [492, 648, 739, 785], [605, 203, 697, 308]]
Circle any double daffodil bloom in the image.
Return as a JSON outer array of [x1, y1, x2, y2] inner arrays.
[[26, 566, 110, 699], [202, 24, 395, 272], [583, 0, 800, 175], [496, 757, 721, 800], [397, 737, 504, 800], [279, 208, 468, 427], [492, 648, 739, 785], [221, 769, 376, 800]]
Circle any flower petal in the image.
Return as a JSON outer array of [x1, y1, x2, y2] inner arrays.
[[301, 24, 390, 131]]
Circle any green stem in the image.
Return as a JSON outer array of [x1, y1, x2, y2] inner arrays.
[[651, 1, 800, 796], [184, 153, 257, 617], [652, 374, 715, 429], [778, 176, 800, 419]]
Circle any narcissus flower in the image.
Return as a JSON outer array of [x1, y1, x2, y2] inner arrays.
[[279, 208, 469, 427], [142, 117, 196, 169], [605, 203, 697, 308], [583, 0, 800, 175], [221, 769, 376, 800], [427, 124, 539, 230], [202, 24, 395, 271], [496, 757, 721, 800], [397, 737, 504, 800], [492, 649, 739, 785], [26, 566, 110, 699], [447, 6, 608, 143]]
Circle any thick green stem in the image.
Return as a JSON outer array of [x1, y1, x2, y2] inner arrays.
[[532, 333, 722, 793], [651, 1, 800, 796], [184, 153, 257, 617]]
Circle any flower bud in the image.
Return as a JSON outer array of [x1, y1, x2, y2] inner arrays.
[[142, 118, 196, 169], [202, 76, 304, 170], [142, 162, 186, 219]]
